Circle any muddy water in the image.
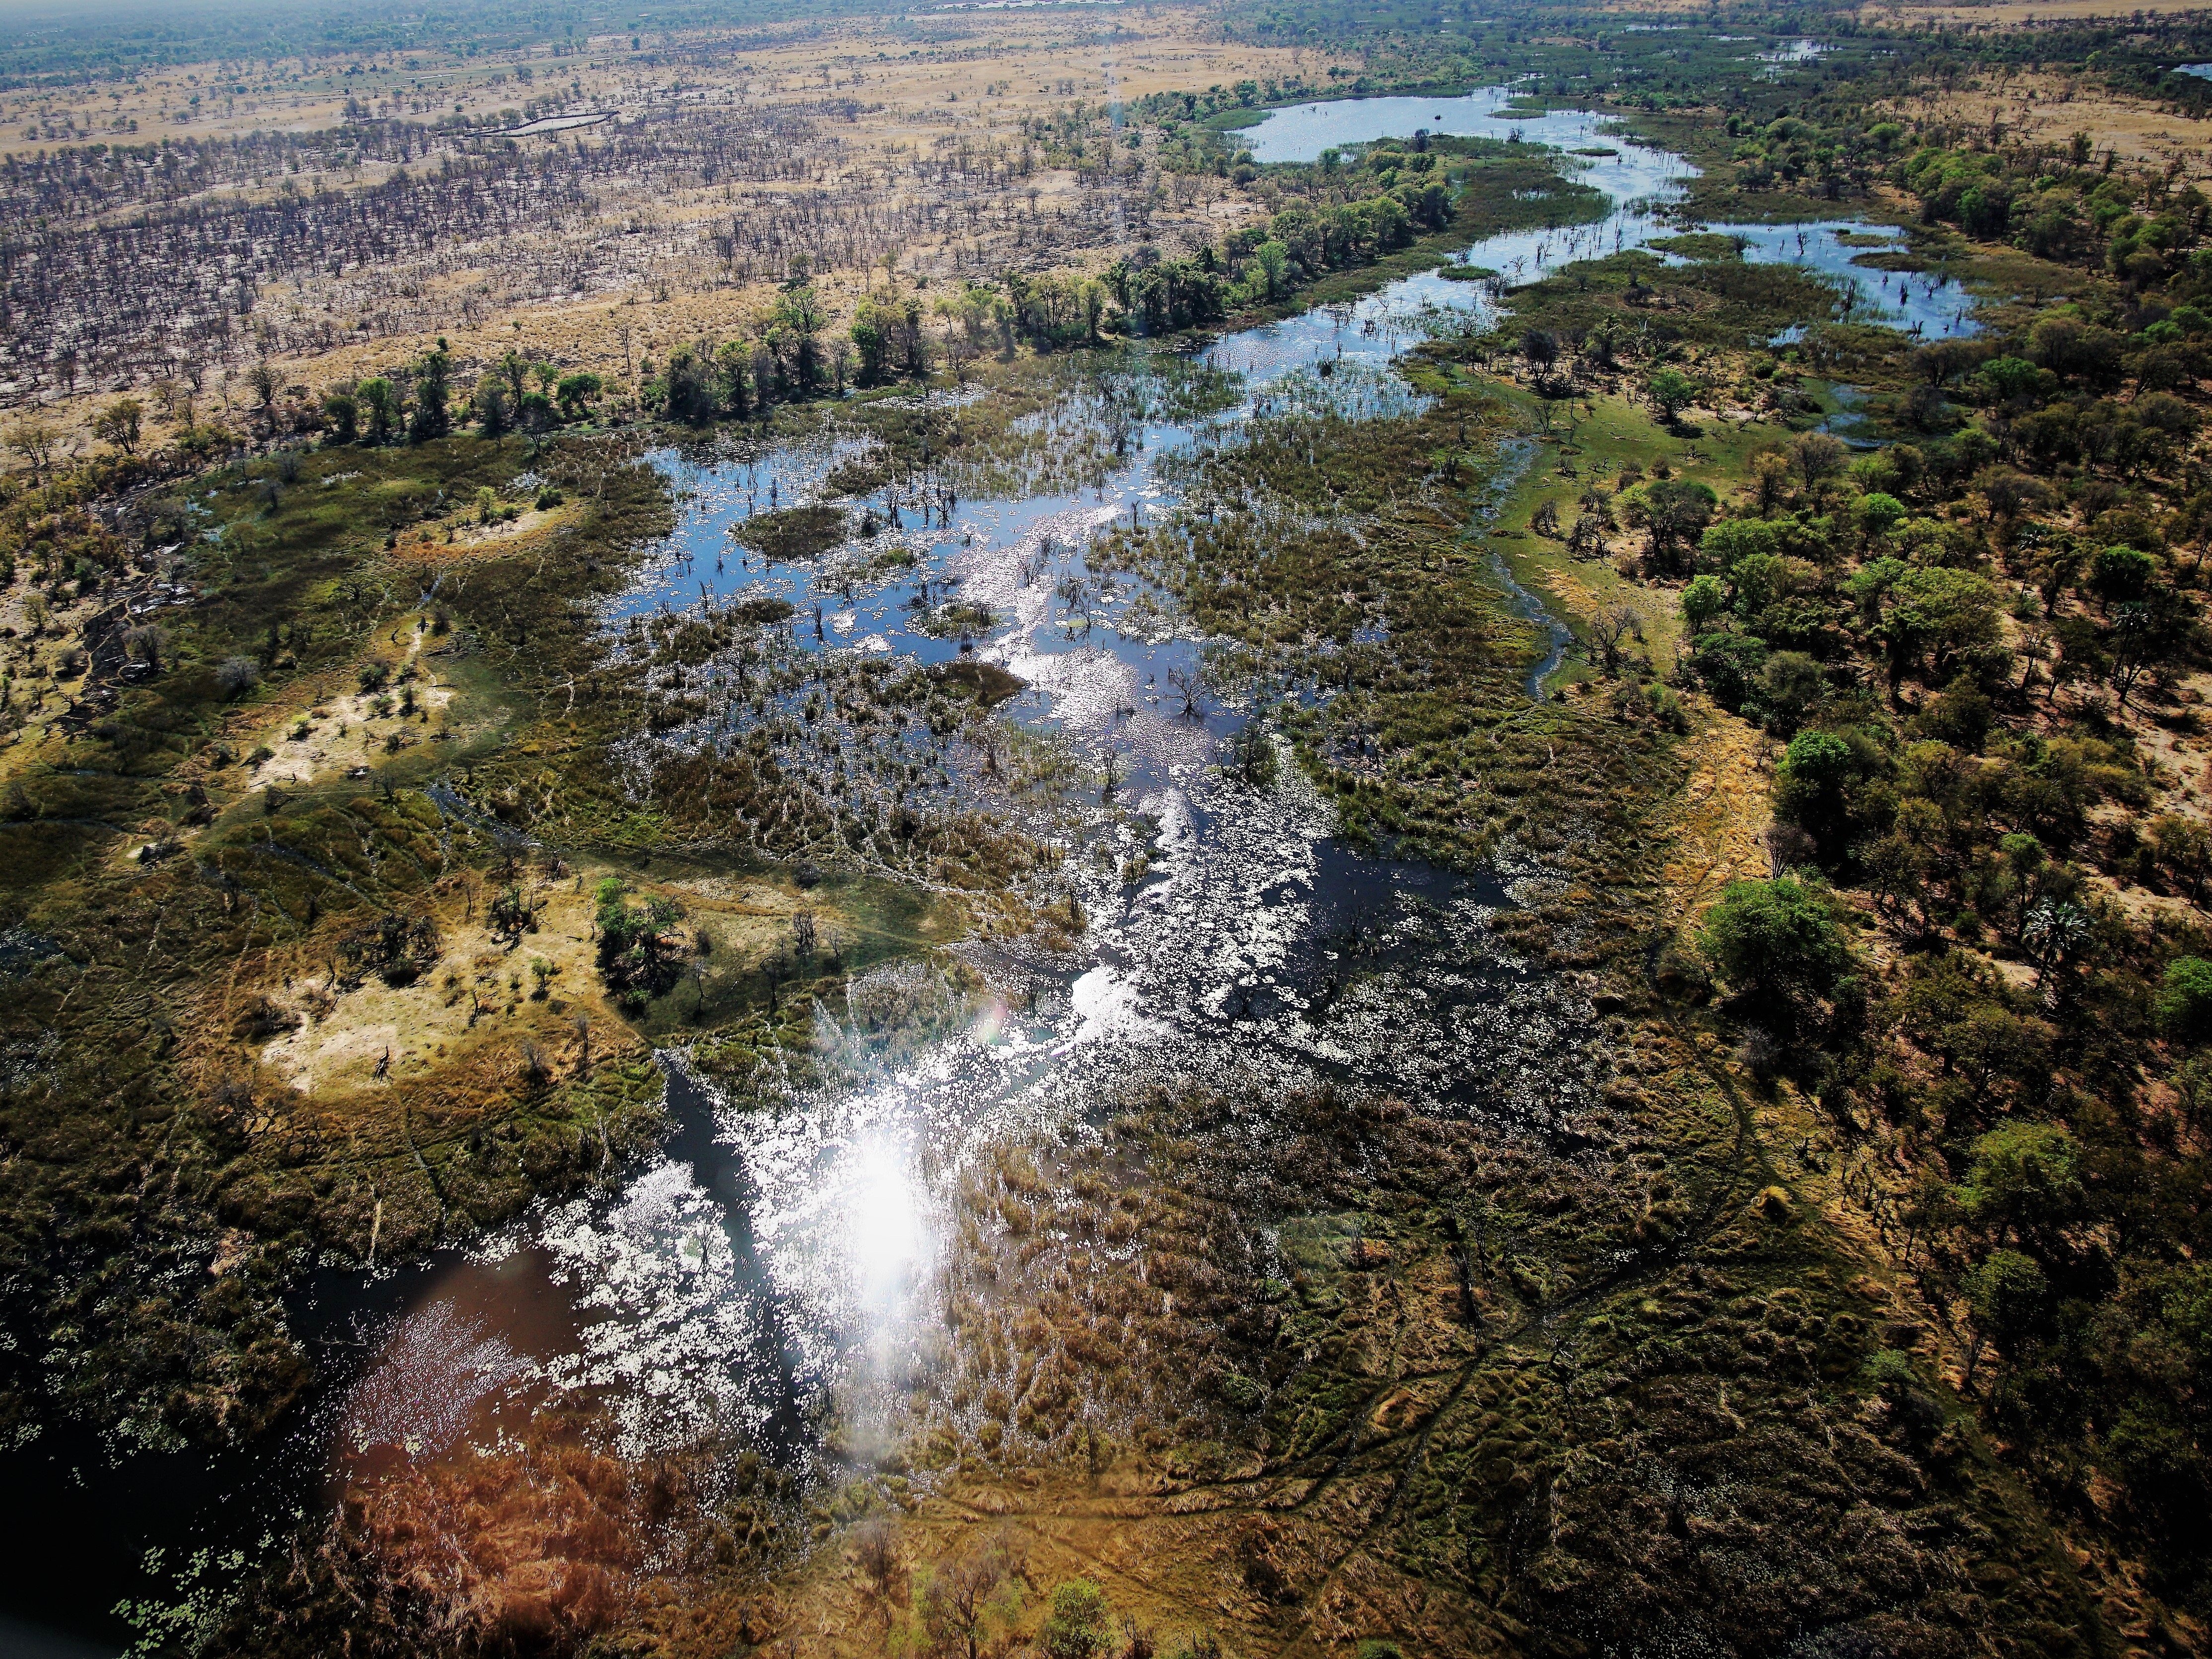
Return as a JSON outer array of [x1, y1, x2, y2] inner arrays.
[[2, 91, 1981, 1657]]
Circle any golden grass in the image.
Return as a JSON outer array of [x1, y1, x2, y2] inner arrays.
[[1874, 68, 2212, 183], [1862, 0, 2212, 20]]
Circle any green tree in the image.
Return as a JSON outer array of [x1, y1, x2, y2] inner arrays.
[[654, 344, 717, 425], [1038, 1580, 1112, 1659], [91, 397, 143, 455], [1681, 573, 1726, 633], [711, 343, 753, 417], [321, 387, 360, 443], [1879, 566, 2002, 686], [1966, 1248, 2050, 1357], [496, 348, 530, 406], [851, 300, 892, 383], [357, 377, 398, 443], [1700, 515, 1785, 573], [1729, 550, 1796, 618], [2159, 956, 2212, 1042], [1856, 491, 1906, 539], [2107, 587, 2193, 710], [1253, 238, 1289, 299], [555, 371, 604, 420], [1700, 875, 1851, 1016], [2150, 813, 2212, 903], [1646, 365, 1698, 421], [1772, 728, 1862, 860], [1688, 629, 1769, 713], [1638, 478, 1719, 576], [473, 372, 511, 436], [2105, 1408, 2208, 1522], [769, 283, 829, 390], [1959, 1121, 2083, 1244], [1757, 650, 1826, 736], [408, 347, 452, 442], [2090, 544, 2156, 610], [1979, 355, 2041, 402], [595, 878, 685, 1004]]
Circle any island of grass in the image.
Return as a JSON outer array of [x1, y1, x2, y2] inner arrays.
[[728, 503, 848, 561]]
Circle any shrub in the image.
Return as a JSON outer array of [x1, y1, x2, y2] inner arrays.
[[1039, 1580, 1112, 1659], [215, 655, 260, 698], [1864, 1348, 1919, 1393]]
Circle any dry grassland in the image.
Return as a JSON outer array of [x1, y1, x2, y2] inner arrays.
[[1874, 65, 2212, 181], [1860, 0, 2212, 21]]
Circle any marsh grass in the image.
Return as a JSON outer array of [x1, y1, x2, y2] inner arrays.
[[820, 1055, 2107, 1659]]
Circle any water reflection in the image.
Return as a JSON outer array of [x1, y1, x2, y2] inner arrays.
[[1246, 84, 1975, 337], [1717, 221, 1979, 340]]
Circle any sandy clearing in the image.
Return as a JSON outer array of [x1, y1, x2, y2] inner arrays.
[[258, 875, 612, 1098], [243, 625, 460, 792]]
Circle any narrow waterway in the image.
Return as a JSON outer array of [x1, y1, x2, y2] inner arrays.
[[1, 81, 1979, 1657]]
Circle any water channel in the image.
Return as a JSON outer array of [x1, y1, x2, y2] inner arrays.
[[2, 80, 1981, 1657]]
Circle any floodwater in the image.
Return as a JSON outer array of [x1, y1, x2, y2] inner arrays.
[[1739, 223, 1979, 341], [0, 86, 1980, 1658], [1247, 85, 1978, 337]]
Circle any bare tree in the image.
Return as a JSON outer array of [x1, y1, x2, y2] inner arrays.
[[853, 1517, 899, 1616], [246, 362, 283, 433], [1164, 663, 1205, 719], [122, 625, 166, 670], [1055, 573, 1092, 634], [920, 1542, 1009, 1659], [1590, 603, 1641, 676]]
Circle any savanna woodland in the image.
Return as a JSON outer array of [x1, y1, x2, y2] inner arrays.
[[10, 0, 2212, 1654]]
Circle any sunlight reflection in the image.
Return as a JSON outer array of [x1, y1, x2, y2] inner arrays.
[[845, 1131, 927, 1303]]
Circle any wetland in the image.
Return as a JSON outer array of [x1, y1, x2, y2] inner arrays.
[[5, 3, 2212, 1656]]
